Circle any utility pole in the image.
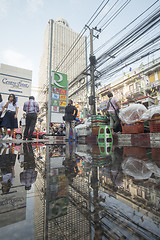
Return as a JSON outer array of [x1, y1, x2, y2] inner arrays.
[[90, 28, 96, 115], [47, 19, 53, 134], [86, 26, 101, 115]]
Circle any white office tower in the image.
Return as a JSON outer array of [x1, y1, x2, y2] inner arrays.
[[38, 18, 87, 119]]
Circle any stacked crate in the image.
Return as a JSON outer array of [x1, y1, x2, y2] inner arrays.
[[149, 114, 160, 133], [91, 115, 108, 136], [121, 121, 145, 134]]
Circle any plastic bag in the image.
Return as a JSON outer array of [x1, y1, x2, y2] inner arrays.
[[122, 157, 152, 180], [141, 105, 160, 121], [119, 103, 147, 124]]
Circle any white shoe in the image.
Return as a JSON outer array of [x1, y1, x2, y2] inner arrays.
[[2, 135, 9, 140], [7, 137, 12, 140]]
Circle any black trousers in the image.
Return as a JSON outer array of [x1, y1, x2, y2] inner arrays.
[[24, 113, 37, 139]]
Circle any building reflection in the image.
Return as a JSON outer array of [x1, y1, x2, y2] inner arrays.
[[34, 143, 46, 240], [45, 142, 91, 239], [74, 143, 160, 239], [0, 141, 160, 239]]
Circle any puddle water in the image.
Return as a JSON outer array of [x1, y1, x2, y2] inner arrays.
[[0, 141, 160, 239]]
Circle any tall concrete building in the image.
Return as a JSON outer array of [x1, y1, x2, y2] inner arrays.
[[38, 18, 87, 118]]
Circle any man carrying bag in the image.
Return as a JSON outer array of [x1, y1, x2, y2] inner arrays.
[[106, 91, 121, 134]]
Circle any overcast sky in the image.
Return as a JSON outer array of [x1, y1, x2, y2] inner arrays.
[[0, 0, 158, 89]]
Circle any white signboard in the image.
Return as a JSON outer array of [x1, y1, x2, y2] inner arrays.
[[0, 76, 32, 97]]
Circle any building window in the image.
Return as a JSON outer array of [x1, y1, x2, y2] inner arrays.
[[136, 81, 140, 89], [157, 70, 160, 80], [145, 192, 150, 200], [137, 188, 142, 197], [148, 73, 155, 83], [129, 84, 134, 92]]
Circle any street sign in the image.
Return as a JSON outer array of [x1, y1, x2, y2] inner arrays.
[[50, 71, 68, 124]]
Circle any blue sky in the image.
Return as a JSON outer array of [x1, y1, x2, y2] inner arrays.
[[0, 0, 159, 88]]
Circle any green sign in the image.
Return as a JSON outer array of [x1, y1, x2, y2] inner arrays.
[[51, 99, 59, 106], [50, 71, 68, 124], [51, 71, 67, 89]]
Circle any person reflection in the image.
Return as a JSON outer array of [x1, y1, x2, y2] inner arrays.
[[18, 143, 24, 168], [108, 146, 124, 191], [0, 144, 16, 194], [63, 142, 79, 183], [20, 143, 37, 191]]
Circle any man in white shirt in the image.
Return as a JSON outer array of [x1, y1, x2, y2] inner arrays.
[[20, 113, 26, 137]]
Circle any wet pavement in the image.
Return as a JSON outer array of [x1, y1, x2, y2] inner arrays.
[[0, 140, 160, 240]]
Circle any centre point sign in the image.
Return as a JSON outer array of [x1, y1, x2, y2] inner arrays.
[[2, 78, 29, 88]]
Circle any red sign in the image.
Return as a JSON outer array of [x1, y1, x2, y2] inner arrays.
[[60, 89, 67, 95]]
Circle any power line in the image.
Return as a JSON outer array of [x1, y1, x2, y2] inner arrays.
[[98, 35, 160, 80], [94, 0, 159, 54], [96, 0, 120, 27], [69, 3, 160, 94], [55, 0, 110, 71], [59, 0, 133, 75], [58, 0, 160, 98], [100, 0, 132, 31], [96, 7, 160, 65]]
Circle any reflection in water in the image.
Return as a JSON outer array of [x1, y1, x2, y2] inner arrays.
[[20, 143, 37, 191], [0, 141, 160, 239], [63, 142, 79, 183], [0, 144, 16, 194]]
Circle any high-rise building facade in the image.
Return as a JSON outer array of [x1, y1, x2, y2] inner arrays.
[[38, 18, 87, 119]]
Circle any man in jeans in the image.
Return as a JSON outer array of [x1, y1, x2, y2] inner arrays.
[[64, 99, 78, 141], [23, 96, 39, 140]]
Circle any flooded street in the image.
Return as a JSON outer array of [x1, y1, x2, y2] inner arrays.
[[0, 141, 160, 240]]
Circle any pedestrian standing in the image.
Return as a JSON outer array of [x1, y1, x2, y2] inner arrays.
[[1, 94, 18, 140], [0, 94, 5, 138], [106, 91, 121, 134], [23, 96, 39, 140], [64, 99, 78, 140], [20, 113, 26, 137]]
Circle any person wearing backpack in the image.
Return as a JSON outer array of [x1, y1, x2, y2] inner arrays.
[[64, 99, 78, 141]]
